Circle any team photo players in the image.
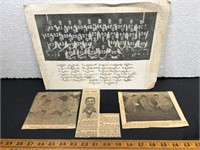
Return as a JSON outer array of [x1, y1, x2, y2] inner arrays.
[[37, 13, 155, 61]]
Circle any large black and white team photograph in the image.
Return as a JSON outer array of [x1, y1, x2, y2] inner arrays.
[[35, 12, 157, 61]]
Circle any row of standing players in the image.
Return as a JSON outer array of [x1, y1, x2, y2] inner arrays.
[[42, 19, 150, 60]]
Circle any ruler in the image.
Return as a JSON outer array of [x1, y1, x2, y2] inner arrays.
[[1, 139, 200, 150]]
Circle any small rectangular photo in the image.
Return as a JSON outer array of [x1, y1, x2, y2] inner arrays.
[[22, 91, 81, 129], [118, 91, 189, 128]]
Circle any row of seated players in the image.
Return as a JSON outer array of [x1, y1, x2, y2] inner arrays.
[[46, 35, 149, 60], [42, 19, 149, 42]]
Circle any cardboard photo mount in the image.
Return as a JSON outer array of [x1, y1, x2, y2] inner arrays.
[[24, 0, 171, 89]]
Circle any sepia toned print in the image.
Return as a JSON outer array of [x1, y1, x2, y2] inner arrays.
[[22, 92, 81, 129], [118, 91, 189, 128]]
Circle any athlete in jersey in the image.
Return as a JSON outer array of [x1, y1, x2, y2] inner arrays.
[[135, 35, 148, 56], [65, 46, 76, 60], [66, 20, 74, 33], [106, 19, 116, 32], [81, 28, 91, 41], [118, 36, 127, 52], [128, 28, 137, 40], [138, 28, 149, 40], [57, 36, 68, 59], [108, 34, 118, 50], [108, 47, 121, 60], [88, 45, 99, 60], [98, 44, 107, 60], [121, 45, 133, 60], [46, 20, 54, 32], [54, 20, 64, 32], [96, 19, 103, 32], [77, 45, 86, 60], [108, 27, 118, 39], [71, 28, 79, 42], [90, 27, 98, 40], [117, 18, 126, 32], [84, 38, 92, 55], [127, 19, 135, 32], [128, 36, 137, 55], [45, 36, 57, 59], [99, 36, 108, 48], [97, 26, 108, 40], [85, 19, 93, 33], [118, 27, 128, 40], [92, 36, 100, 49], [67, 37, 76, 50], [75, 20, 84, 33], [76, 36, 84, 49]]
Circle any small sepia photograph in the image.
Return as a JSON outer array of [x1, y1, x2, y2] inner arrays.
[[82, 96, 97, 119], [22, 91, 81, 129], [118, 91, 189, 128], [122, 92, 180, 121], [35, 12, 157, 61]]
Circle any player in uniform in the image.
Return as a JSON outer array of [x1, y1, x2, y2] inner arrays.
[[67, 37, 76, 50], [135, 35, 148, 56], [106, 18, 116, 32], [118, 27, 128, 40], [96, 19, 103, 32], [54, 20, 64, 32], [77, 45, 87, 60], [57, 36, 68, 59], [84, 37, 92, 56], [117, 36, 127, 53], [127, 19, 135, 32], [45, 35, 57, 59], [127, 27, 137, 41], [117, 18, 126, 32], [127, 35, 137, 56], [81, 28, 92, 42], [108, 26, 118, 39], [85, 19, 93, 33], [97, 25, 108, 40], [98, 44, 107, 60], [108, 47, 121, 60], [66, 20, 74, 33], [90, 27, 98, 40], [76, 19, 84, 33], [88, 45, 99, 60], [121, 45, 133, 60], [65, 46, 76, 60], [108, 34, 118, 53], [71, 28, 79, 42]]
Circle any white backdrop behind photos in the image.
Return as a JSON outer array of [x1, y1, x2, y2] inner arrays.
[[1, 0, 199, 78]]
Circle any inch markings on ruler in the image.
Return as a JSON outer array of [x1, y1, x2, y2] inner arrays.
[[1, 139, 200, 149]]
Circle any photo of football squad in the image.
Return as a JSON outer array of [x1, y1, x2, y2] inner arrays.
[[35, 12, 157, 61]]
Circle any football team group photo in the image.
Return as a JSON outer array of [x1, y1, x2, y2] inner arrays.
[[35, 12, 157, 61]]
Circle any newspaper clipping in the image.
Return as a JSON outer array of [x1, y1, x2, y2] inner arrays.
[[75, 89, 121, 138], [22, 92, 81, 129], [118, 91, 189, 129], [24, 0, 171, 89]]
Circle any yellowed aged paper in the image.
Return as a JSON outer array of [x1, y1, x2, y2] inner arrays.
[[22, 92, 81, 129], [99, 113, 121, 138], [24, 0, 170, 90], [75, 89, 121, 138], [75, 89, 100, 137], [118, 91, 189, 129]]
